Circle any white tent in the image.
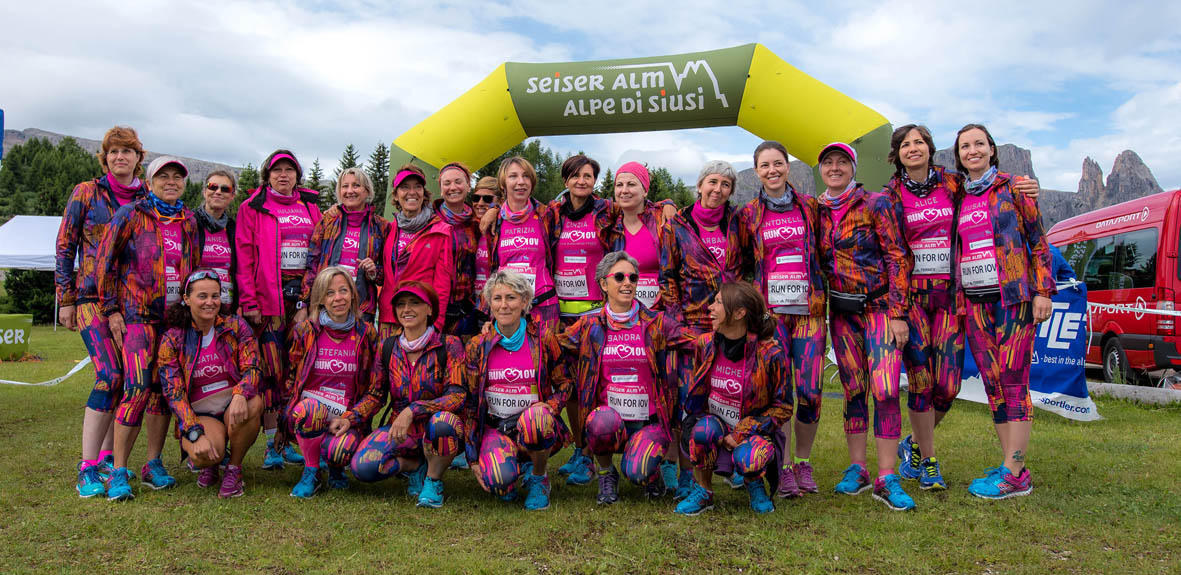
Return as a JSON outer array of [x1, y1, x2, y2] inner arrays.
[[0, 215, 60, 270]]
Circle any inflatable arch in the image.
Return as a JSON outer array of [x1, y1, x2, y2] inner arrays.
[[389, 43, 892, 210]]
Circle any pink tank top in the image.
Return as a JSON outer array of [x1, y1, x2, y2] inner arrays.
[[554, 215, 604, 301], [302, 329, 359, 417], [597, 323, 655, 421], [497, 216, 553, 295], [699, 225, 727, 268], [200, 229, 234, 305], [624, 225, 661, 309], [760, 207, 809, 308], [474, 236, 491, 294], [957, 193, 1000, 289], [188, 333, 232, 408], [160, 220, 184, 305], [484, 340, 539, 419], [901, 186, 954, 279], [338, 224, 363, 279], [270, 200, 314, 273], [707, 353, 746, 427]]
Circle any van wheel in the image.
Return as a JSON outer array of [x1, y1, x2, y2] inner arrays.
[[1102, 339, 1131, 384]]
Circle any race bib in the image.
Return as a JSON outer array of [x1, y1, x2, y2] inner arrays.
[[200, 380, 231, 395], [504, 263, 537, 289], [338, 263, 358, 280], [213, 267, 234, 305], [555, 268, 589, 299], [165, 266, 181, 305], [301, 387, 348, 417], [485, 383, 539, 419], [281, 242, 308, 270], [708, 395, 742, 427], [636, 276, 659, 309], [960, 249, 1000, 289], [767, 255, 809, 307], [606, 376, 649, 421], [911, 237, 951, 276]]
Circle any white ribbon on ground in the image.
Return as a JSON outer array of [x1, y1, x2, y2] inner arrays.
[[0, 357, 92, 386]]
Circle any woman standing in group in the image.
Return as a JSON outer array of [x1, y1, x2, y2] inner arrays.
[[350, 282, 467, 507], [236, 149, 322, 469], [471, 176, 500, 303], [278, 266, 378, 498], [56, 126, 149, 497], [97, 156, 201, 501], [435, 162, 480, 336], [816, 142, 915, 511], [195, 171, 239, 309], [377, 165, 454, 339], [559, 252, 691, 505], [675, 282, 791, 515], [158, 270, 263, 498], [609, 162, 667, 312], [464, 270, 572, 511], [731, 141, 827, 498], [952, 124, 1054, 500], [299, 167, 386, 323]]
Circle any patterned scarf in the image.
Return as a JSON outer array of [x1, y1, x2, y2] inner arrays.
[[499, 200, 535, 225], [760, 188, 795, 213], [965, 166, 998, 196], [604, 301, 640, 331], [148, 192, 185, 220], [438, 202, 473, 226], [818, 182, 857, 210], [396, 206, 434, 234], [495, 318, 527, 351], [901, 169, 937, 198], [319, 309, 356, 331], [399, 326, 435, 353]]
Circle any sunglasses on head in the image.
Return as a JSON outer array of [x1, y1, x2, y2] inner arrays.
[[184, 269, 221, 292], [471, 194, 496, 204], [206, 183, 233, 194], [611, 272, 640, 284]]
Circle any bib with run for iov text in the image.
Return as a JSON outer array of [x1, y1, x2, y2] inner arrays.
[[957, 193, 1000, 289], [484, 342, 540, 419], [554, 216, 603, 300], [598, 324, 654, 421], [901, 186, 954, 278], [160, 220, 185, 305], [301, 330, 359, 417], [707, 355, 746, 428], [760, 208, 810, 307], [273, 202, 314, 271]]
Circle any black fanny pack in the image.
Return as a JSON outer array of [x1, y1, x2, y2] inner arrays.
[[281, 278, 303, 301], [829, 285, 888, 315], [964, 286, 1001, 304]]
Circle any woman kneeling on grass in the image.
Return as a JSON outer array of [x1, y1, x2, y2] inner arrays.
[[464, 270, 573, 510], [159, 270, 264, 497], [349, 281, 468, 508], [676, 282, 792, 515], [277, 266, 378, 498]]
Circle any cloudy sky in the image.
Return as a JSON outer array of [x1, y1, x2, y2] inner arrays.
[[3, 0, 1179, 192]]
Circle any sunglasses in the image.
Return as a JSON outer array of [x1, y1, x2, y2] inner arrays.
[[471, 194, 496, 204], [206, 183, 233, 195], [184, 269, 222, 292], [611, 272, 640, 284]]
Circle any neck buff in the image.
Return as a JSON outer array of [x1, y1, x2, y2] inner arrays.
[[396, 206, 434, 234], [195, 205, 228, 232], [604, 301, 640, 331], [342, 204, 370, 226], [438, 201, 473, 226], [965, 166, 998, 196], [716, 332, 746, 362], [691, 201, 724, 228], [399, 326, 435, 353], [319, 308, 356, 332], [499, 199, 536, 225], [107, 174, 141, 204], [495, 318, 526, 352], [901, 169, 937, 198], [818, 182, 857, 210], [148, 192, 185, 220], [267, 187, 298, 204], [560, 192, 596, 221], [760, 187, 795, 213]]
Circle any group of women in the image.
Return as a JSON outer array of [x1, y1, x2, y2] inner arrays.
[[56, 121, 1053, 513]]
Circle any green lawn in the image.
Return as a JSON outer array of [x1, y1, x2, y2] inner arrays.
[[1, 326, 1179, 574]]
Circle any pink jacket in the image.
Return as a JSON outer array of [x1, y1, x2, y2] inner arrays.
[[235, 187, 323, 316], [378, 215, 454, 331]]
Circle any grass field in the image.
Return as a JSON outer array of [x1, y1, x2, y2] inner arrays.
[[1, 326, 1179, 574]]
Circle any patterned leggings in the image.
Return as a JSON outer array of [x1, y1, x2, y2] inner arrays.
[[583, 406, 670, 485], [684, 415, 778, 479], [474, 404, 560, 495], [966, 300, 1035, 424], [77, 302, 123, 412], [903, 290, 964, 413], [114, 322, 168, 426], [350, 412, 464, 482], [830, 310, 902, 439], [773, 313, 826, 424], [289, 397, 362, 468]]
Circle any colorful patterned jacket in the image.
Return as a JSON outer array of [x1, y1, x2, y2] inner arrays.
[[434, 199, 480, 314], [158, 314, 261, 433], [282, 318, 379, 428], [462, 321, 573, 462], [349, 329, 467, 426], [683, 332, 792, 442], [300, 204, 387, 316], [658, 204, 737, 331], [731, 185, 828, 316], [950, 172, 1056, 312], [235, 187, 324, 317], [485, 198, 556, 306], [818, 185, 911, 318], [558, 306, 693, 438], [96, 200, 201, 323], [55, 175, 147, 307], [378, 216, 454, 331]]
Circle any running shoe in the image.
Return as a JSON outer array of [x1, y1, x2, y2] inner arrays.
[[450, 453, 470, 470], [262, 439, 285, 470], [405, 464, 428, 498], [558, 447, 585, 476], [283, 443, 305, 465], [727, 472, 744, 490], [919, 457, 947, 491], [970, 465, 1005, 488], [833, 464, 870, 495], [776, 463, 800, 498], [674, 482, 714, 516], [523, 473, 551, 511], [76, 463, 106, 498], [794, 462, 819, 493], [186, 459, 199, 474], [645, 471, 668, 499], [566, 454, 593, 486], [106, 468, 134, 502], [746, 478, 775, 514], [675, 468, 694, 500], [140, 458, 177, 490], [660, 461, 678, 496], [219, 465, 245, 498], [873, 473, 916, 511], [96, 454, 116, 483], [290, 467, 322, 499], [898, 434, 921, 480], [969, 467, 1032, 500], [417, 477, 445, 508], [327, 466, 349, 490], [596, 467, 620, 505], [196, 465, 219, 488]]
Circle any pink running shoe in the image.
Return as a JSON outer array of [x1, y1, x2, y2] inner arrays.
[[218, 465, 245, 498], [776, 463, 801, 498], [196, 465, 219, 488], [794, 462, 819, 493]]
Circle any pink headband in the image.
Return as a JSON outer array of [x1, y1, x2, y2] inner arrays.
[[615, 161, 651, 193]]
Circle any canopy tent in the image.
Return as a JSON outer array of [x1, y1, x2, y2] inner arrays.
[[0, 215, 60, 270]]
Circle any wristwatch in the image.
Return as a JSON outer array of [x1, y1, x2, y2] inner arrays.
[[185, 425, 205, 442], [295, 300, 307, 310]]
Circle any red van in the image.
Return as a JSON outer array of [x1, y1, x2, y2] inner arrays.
[[1046, 189, 1181, 382]]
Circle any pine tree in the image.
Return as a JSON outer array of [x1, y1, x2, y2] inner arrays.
[[0, 137, 101, 223], [598, 168, 614, 198], [306, 159, 333, 210], [334, 144, 360, 180], [366, 142, 390, 212]]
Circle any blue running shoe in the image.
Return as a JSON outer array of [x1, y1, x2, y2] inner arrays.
[[873, 473, 916, 510], [263, 439, 285, 470], [566, 454, 593, 486], [558, 447, 584, 476], [971, 465, 1005, 488], [727, 472, 744, 490], [106, 468, 134, 501], [96, 455, 115, 483], [523, 473, 551, 511], [674, 481, 714, 515], [898, 435, 921, 480], [919, 457, 947, 490], [291, 467, 321, 499], [140, 458, 177, 490], [660, 461, 678, 496], [834, 464, 871, 495], [283, 443, 305, 465], [969, 467, 1032, 500], [675, 468, 693, 501], [418, 477, 445, 508], [77, 463, 106, 498], [327, 467, 349, 490], [450, 453, 470, 470], [745, 478, 775, 514], [405, 464, 428, 497]]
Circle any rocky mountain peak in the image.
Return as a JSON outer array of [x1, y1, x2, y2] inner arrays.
[[1105, 149, 1163, 208]]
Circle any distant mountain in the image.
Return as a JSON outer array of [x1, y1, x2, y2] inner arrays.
[[2, 128, 241, 186]]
